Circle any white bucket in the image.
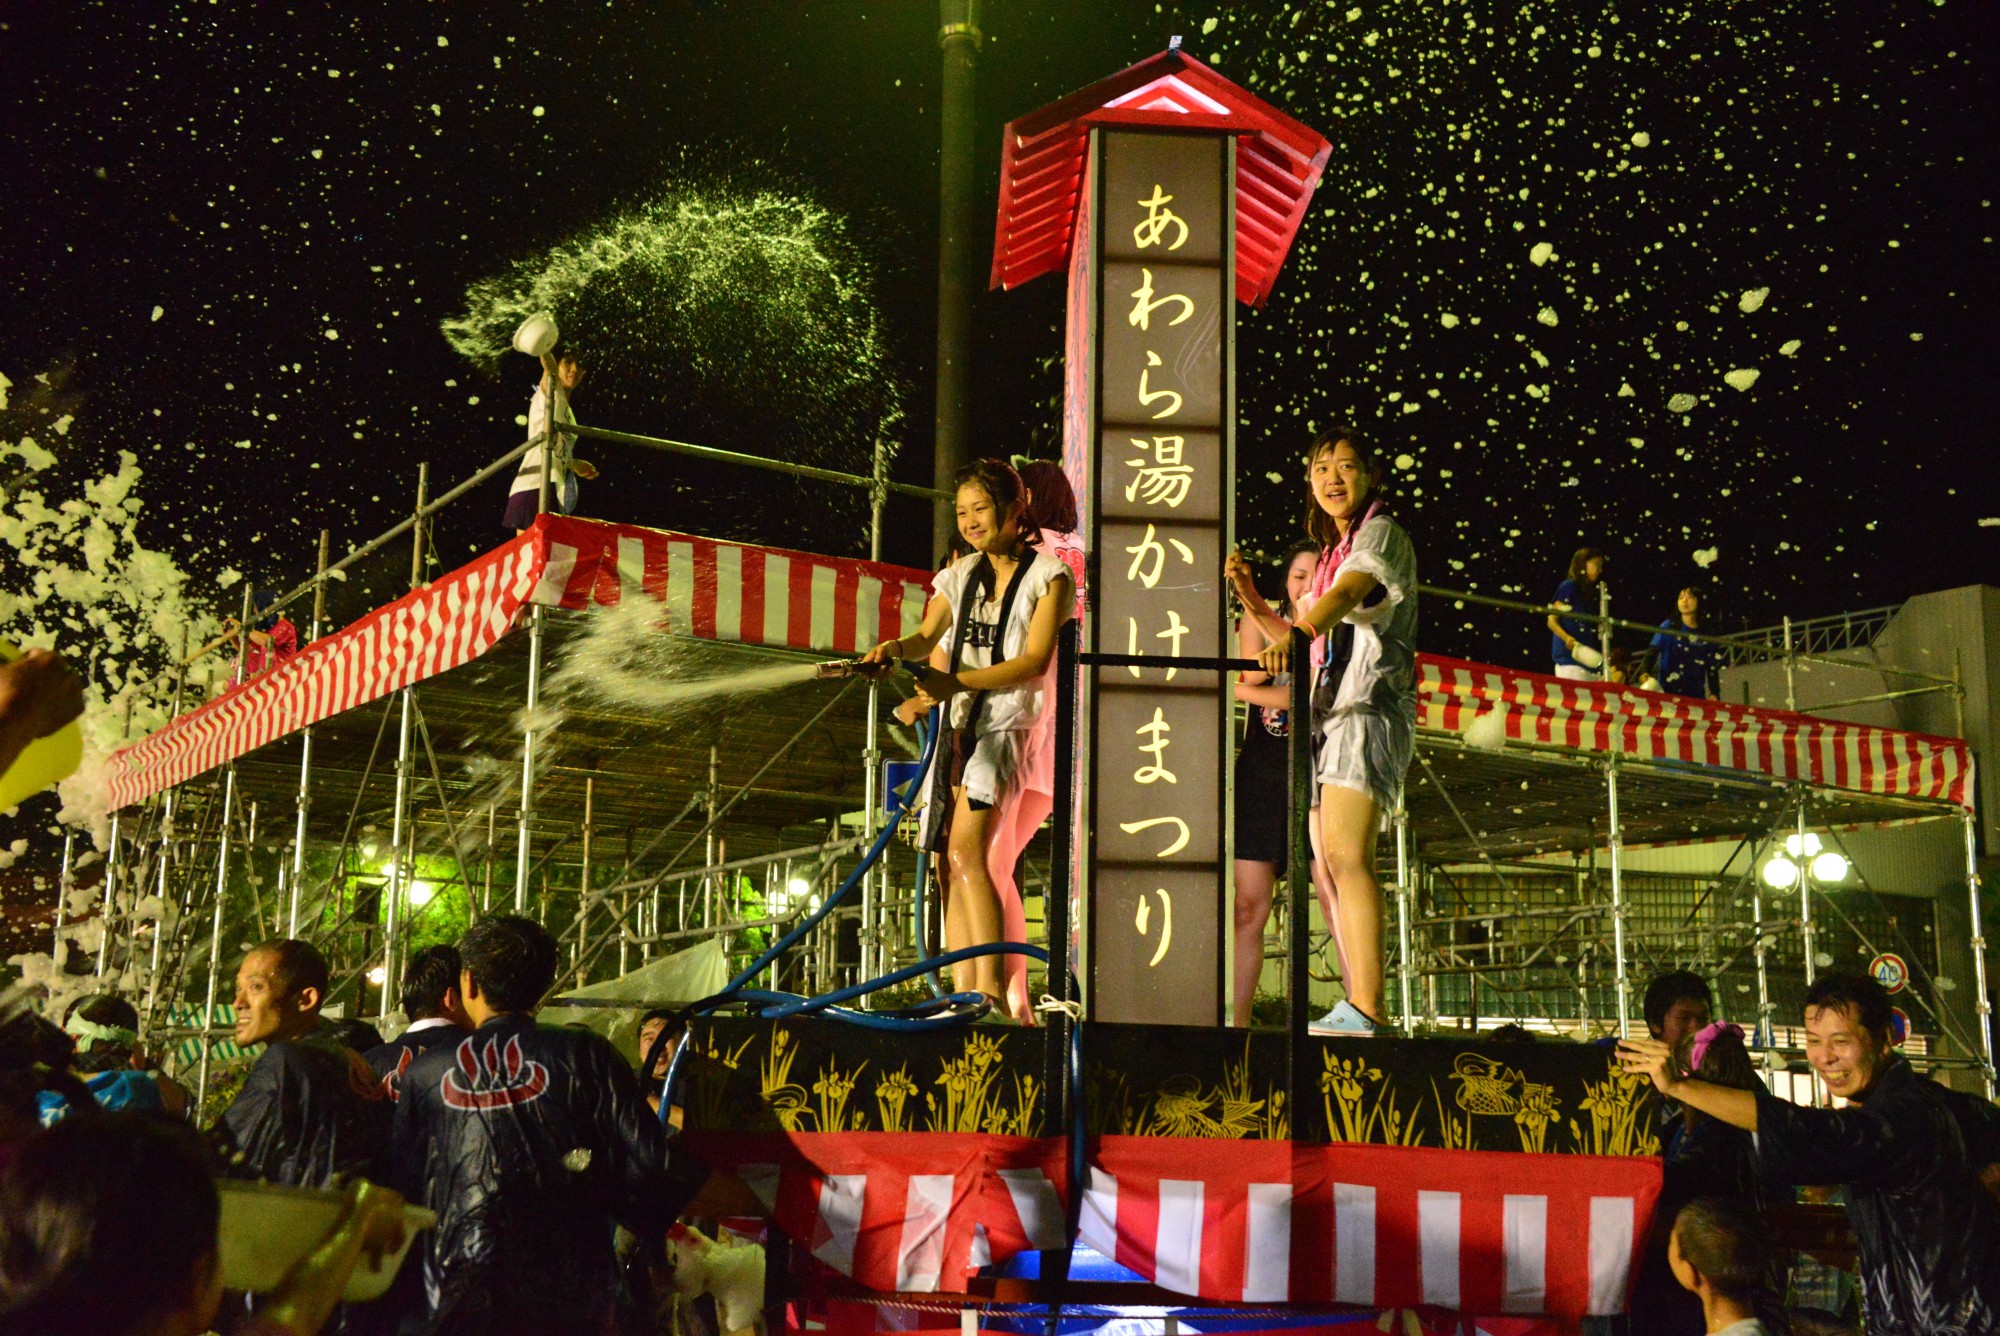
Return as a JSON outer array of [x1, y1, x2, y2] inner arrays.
[[512, 312, 560, 357]]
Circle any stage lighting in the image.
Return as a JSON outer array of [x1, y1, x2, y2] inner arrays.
[[1810, 852, 1850, 883], [1762, 856, 1800, 889]]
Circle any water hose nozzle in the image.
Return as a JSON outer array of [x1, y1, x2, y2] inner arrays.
[[814, 657, 922, 681], [815, 657, 891, 680]]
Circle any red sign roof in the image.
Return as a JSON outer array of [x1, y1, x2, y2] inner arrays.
[[989, 47, 1332, 308]]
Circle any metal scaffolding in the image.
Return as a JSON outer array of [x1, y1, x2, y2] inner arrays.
[[34, 410, 1995, 1106]]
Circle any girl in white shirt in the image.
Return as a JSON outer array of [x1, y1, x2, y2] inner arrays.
[[864, 460, 1074, 1021]]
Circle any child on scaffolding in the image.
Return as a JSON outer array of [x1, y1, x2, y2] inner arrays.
[[864, 459, 1074, 1023], [504, 343, 599, 533]]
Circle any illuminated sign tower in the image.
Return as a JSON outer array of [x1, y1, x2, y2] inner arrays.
[[991, 45, 1330, 1025]]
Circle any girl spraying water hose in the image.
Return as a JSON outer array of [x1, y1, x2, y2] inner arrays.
[[1228, 427, 1418, 1036], [863, 459, 1074, 1024]]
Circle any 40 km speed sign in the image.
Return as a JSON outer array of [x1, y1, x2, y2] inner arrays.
[[1869, 952, 1909, 994]]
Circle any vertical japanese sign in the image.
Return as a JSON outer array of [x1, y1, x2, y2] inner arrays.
[[1083, 130, 1233, 1026]]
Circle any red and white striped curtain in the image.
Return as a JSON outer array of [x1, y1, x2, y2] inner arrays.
[[690, 1129, 1660, 1320], [102, 515, 933, 810]]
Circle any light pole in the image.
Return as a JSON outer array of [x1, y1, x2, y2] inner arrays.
[[1760, 829, 1850, 989]]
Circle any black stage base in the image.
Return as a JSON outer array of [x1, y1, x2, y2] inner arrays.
[[680, 1017, 1660, 1156]]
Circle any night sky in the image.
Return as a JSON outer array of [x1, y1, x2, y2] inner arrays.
[[3, 0, 1996, 698]]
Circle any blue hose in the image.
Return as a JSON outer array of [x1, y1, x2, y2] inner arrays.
[[658, 687, 1086, 1249]]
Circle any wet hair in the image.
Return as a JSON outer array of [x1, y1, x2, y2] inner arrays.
[[459, 916, 560, 1014], [1672, 1197, 1772, 1304], [1016, 460, 1079, 536], [1567, 547, 1608, 584], [1803, 971, 1894, 1041], [1484, 1023, 1536, 1043], [63, 995, 140, 1074], [0, 1007, 89, 1131], [1673, 1025, 1760, 1094], [1643, 970, 1712, 1037], [248, 938, 329, 1004], [952, 458, 1040, 548], [1301, 425, 1390, 552], [637, 1009, 686, 1074], [401, 944, 463, 1022], [0, 1112, 220, 1334]]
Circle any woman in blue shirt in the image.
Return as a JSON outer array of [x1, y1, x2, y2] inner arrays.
[[1652, 587, 1725, 698], [1546, 547, 1608, 678]]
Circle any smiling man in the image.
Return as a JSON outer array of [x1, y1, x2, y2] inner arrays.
[[212, 938, 388, 1189], [1621, 971, 2000, 1335]]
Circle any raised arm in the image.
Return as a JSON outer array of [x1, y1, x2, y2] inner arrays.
[[1226, 551, 1293, 643], [1619, 1038, 1758, 1129]]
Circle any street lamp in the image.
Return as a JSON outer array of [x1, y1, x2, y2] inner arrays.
[[1763, 834, 1849, 891], [1762, 830, 1850, 990]]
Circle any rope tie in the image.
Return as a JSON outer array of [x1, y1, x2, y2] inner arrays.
[[1034, 994, 1082, 1021]]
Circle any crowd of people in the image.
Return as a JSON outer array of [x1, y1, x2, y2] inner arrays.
[[0, 917, 736, 1335], [1616, 969, 2000, 1335]]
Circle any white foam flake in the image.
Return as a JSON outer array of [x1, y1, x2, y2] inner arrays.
[[1667, 393, 1700, 413], [1528, 241, 1556, 267], [1723, 367, 1761, 391], [1780, 339, 1803, 356], [1439, 312, 1459, 328], [1536, 306, 1559, 326], [1739, 288, 1770, 313]]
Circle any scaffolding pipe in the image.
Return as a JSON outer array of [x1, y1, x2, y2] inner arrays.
[[483, 804, 495, 916], [704, 746, 720, 931], [143, 800, 173, 1019], [1751, 877, 1773, 1047], [1964, 791, 1995, 1099], [53, 833, 74, 969], [196, 766, 237, 1110], [1597, 581, 1613, 681], [514, 606, 545, 913], [380, 466, 428, 1013], [1796, 795, 1818, 987], [1782, 617, 1797, 713], [577, 776, 594, 982], [289, 529, 329, 937], [381, 689, 417, 1014], [1605, 758, 1631, 1037], [1394, 795, 1414, 1026], [94, 813, 122, 978]]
